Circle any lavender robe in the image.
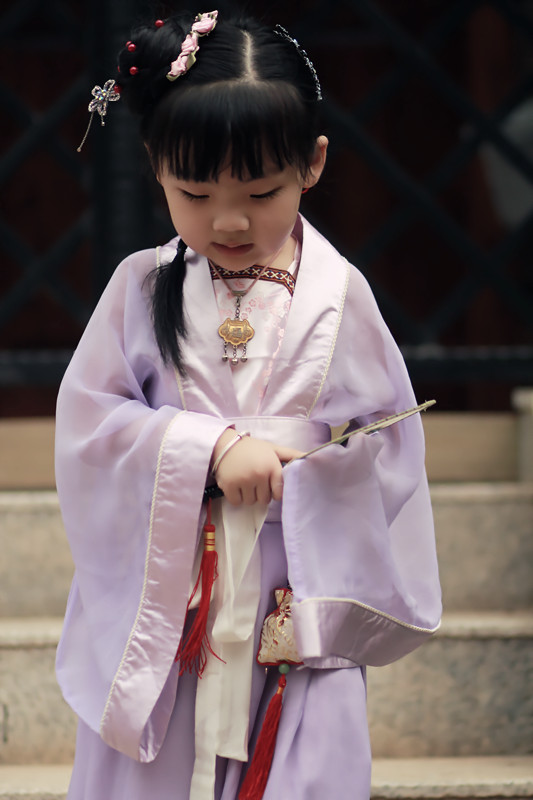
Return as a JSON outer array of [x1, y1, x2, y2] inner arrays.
[[55, 215, 441, 799]]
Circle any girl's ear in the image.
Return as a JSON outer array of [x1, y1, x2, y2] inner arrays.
[[303, 135, 328, 190]]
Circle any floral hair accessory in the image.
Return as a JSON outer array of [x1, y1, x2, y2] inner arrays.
[[274, 25, 323, 101], [77, 79, 121, 153], [166, 10, 218, 81]]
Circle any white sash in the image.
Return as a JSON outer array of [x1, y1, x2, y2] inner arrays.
[[189, 501, 268, 800]]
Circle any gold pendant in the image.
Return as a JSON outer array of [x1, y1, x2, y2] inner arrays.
[[218, 317, 255, 347], [218, 317, 254, 364]]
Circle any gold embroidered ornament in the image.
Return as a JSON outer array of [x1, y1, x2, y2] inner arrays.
[[238, 588, 302, 800], [256, 587, 303, 666]]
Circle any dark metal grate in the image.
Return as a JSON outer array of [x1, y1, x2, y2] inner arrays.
[[0, 0, 91, 395], [297, 0, 533, 386], [1, 0, 532, 408]]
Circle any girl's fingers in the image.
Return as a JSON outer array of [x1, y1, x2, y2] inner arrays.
[[273, 445, 304, 464], [271, 473, 284, 502], [214, 438, 303, 506], [221, 483, 243, 506], [241, 484, 258, 506], [256, 480, 273, 506]]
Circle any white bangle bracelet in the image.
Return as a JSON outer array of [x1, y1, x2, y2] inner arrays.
[[212, 430, 250, 476]]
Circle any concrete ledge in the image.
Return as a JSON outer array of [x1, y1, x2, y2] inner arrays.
[[512, 388, 533, 480], [1, 612, 531, 762], [0, 765, 69, 799], [0, 420, 55, 491], [2, 611, 530, 647], [0, 493, 72, 617], [431, 483, 533, 611], [367, 613, 533, 757], [437, 611, 533, 639], [3, 482, 533, 616], [371, 756, 533, 799], [0, 619, 64, 650], [430, 482, 533, 503], [423, 413, 517, 483], [0, 619, 76, 765], [0, 412, 521, 490], [0, 758, 532, 800]]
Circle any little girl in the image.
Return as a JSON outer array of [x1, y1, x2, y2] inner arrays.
[[56, 10, 441, 800]]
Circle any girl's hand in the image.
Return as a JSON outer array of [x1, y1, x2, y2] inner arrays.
[[211, 430, 303, 506]]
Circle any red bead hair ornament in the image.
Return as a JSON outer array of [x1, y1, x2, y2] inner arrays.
[[155, 18, 165, 27], [127, 42, 136, 52], [129, 66, 139, 76]]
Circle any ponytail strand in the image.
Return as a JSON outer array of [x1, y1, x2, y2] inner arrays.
[[151, 238, 188, 374]]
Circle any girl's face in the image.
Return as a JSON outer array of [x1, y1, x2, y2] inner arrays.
[[157, 136, 327, 271]]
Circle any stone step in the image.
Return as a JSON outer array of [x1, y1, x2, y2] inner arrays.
[[1, 612, 531, 764], [1, 757, 532, 800], [371, 756, 533, 799], [0, 494, 72, 618], [0, 619, 76, 765], [367, 611, 533, 758], [432, 483, 533, 611], [2, 484, 532, 618], [0, 765, 69, 799]]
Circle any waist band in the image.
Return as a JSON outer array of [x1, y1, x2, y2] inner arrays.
[[204, 416, 330, 503], [227, 415, 330, 451]]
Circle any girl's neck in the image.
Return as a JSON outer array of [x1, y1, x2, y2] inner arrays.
[[267, 234, 297, 270]]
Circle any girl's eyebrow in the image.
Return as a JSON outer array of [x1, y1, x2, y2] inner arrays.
[[171, 166, 287, 186], [243, 169, 285, 183], [243, 177, 276, 185]]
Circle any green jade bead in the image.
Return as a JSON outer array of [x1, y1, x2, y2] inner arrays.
[[278, 662, 290, 675]]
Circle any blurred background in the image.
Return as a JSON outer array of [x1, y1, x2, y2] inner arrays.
[[1, 0, 533, 416]]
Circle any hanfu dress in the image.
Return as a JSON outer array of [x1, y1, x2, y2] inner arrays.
[[55, 215, 441, 800]]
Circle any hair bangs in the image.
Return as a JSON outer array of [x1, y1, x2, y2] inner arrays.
[[147, 81, 316, 181]]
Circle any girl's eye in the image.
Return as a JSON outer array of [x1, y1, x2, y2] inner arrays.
[[181, 190, 209, 202], [250, 188, 281, 200]]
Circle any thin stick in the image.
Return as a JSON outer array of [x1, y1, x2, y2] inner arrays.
[[289, 399, 436, 463]]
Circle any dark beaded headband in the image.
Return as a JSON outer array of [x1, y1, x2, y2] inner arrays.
[[273, 25, 323, 101]]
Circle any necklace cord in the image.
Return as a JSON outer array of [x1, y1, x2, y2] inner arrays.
[[208, 242, 286, 297]]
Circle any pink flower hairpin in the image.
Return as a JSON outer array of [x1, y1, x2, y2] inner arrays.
[[167, 10, 218, 81]]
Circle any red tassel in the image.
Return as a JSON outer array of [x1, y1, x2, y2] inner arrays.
[[238, 672, 287, 800], [176, 499, 223, 676]]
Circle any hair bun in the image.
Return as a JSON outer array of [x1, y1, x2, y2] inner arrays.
[[117, 15, 191, 116]]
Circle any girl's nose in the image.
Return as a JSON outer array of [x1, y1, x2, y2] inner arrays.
[[212, 209, 250, 233]]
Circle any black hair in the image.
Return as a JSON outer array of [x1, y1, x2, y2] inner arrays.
[[117, 12, 323, 373]]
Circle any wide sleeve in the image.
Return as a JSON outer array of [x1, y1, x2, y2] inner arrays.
[[281, 264, 442, 669], [54, 250, 230, 762]]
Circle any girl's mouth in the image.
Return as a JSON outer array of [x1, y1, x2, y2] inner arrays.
[[212, 243, 254, 257]]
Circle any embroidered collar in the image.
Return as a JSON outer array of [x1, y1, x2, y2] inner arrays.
[[209, 264, 296, 296]]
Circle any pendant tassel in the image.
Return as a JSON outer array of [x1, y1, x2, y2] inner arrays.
[[176, 499, 222, 676], [238, 668, 288, 800]]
